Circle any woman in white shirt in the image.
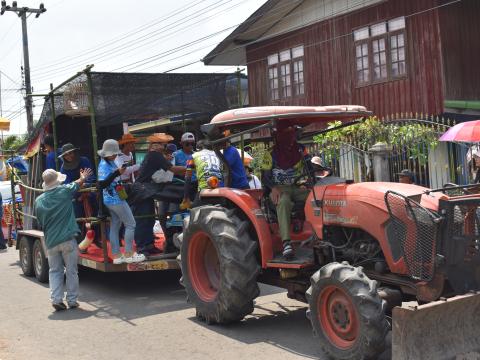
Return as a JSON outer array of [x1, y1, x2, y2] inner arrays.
[[245, 165, 262, 189]]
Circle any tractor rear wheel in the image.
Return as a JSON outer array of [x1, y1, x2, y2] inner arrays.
[[306, 262, 388, 360], [181, 205, 260, 324]]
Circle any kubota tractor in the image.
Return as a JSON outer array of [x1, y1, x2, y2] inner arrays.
[[179, 106, 480, 360]]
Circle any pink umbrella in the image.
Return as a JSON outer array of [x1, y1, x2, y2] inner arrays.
[[439, 120, 480, 142]]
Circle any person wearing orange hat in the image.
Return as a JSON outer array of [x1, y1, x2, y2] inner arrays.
[[133, 133, 185, 257], [115, 133, 140, 183]]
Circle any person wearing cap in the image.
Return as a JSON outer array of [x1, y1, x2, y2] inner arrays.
[[115, 133, 140, 183], [98, 139, 145, 264], [174, 132, 197, 182], [134, 133, 185, 257], [34, 167, 93, 311], [398, 169, 414, 184]]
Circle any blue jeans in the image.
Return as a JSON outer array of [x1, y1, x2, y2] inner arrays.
[[106, 202, 136, 256], [0, 203, 6, 248], [132, 198, 155, 252], [47, 238, 78, 305]]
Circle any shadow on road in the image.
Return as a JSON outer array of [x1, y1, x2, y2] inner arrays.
[[190, 301, 324, 359], [71, 267, 193, 324], [48, 307, 101, 321], [189, 297, 392, 360]]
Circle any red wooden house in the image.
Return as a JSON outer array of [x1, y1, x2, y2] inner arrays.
[[204, 0, 480, 120]]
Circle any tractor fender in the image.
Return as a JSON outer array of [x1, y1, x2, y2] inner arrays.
[[200, 188, 274, 268]]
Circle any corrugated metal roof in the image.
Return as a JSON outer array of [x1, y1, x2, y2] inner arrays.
[[203, 0, 385, 66]]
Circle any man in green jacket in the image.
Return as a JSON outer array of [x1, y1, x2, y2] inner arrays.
[[34, 167, 92, 311]]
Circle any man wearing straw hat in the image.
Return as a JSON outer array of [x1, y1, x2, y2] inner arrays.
[[133, 133, 185, 257], [115, 133, 140, 183], [34, 167, 92, 311]]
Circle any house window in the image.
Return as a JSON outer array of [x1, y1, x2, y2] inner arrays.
[[267, 45, 305, 101], [280, 63, 291, 98], [353, 17, 407, 85], [293, 60, 304, 95], [355, 43, 369, 84], [372, 38, 387, 80], [390, 33, 406, 77], [268, 67, 279, 101]]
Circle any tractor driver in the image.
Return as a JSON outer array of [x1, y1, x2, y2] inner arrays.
[[261, 123, 310, 260]]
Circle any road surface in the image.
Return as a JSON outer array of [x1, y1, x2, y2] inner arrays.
[[0, 248, 391, 359]]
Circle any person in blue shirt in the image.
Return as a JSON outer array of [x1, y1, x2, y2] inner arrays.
[[174, 132, 196, 182], [59, 143, 97, 222], [222, 139, 249, 190], [97, 139, 145, 264], [43, 134, 61, 170]]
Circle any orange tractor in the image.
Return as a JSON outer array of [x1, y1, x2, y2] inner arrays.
[[179, 106, 480, 359]]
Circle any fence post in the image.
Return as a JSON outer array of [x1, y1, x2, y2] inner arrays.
[[369, 142, 392, 182]]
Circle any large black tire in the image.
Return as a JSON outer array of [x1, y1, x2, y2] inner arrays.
[[33, 240, 49, 283], [181, 205, 260, 324], [306, 262, 388, 360], [18, 236, 34, 277]]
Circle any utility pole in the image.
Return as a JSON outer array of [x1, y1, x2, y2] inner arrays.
[[1, 1, 46, 133]]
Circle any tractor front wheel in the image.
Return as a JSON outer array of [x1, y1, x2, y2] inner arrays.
[[181, 205, 260, 324], [306, 262, 388, 360]]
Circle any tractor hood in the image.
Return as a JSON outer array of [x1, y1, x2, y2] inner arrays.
[[323, 182, 446, 213]]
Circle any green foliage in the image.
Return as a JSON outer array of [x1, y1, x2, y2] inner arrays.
[[313, 117, 439, 165], [247, 142, 269, 177], [2, 134, 28, 153]]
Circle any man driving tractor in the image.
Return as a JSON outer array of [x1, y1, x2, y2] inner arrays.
[[261, 123, 310, 259]]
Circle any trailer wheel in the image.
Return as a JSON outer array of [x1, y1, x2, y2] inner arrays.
[[306, 262, 388, 360], [19, 236, 34, 277], [181, 205, 260, 324], [33, 240, 49, 283]]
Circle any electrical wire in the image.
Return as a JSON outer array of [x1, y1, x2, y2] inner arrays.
[[31, 0, 233, 79], [31, 0, 295, 81], [32, 0, 208, 71]]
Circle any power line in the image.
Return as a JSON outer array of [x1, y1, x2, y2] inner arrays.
[[0, 70, 22, 87], [31, 0, 221, 77], [31, 0, 241, 81], [32, 0, 207, 71]]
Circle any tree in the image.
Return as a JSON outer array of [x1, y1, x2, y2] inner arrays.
[[2, 134, 28, 153]]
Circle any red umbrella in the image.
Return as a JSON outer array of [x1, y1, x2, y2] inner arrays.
[[439, 120, 480, 142]]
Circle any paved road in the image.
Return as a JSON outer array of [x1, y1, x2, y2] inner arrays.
[[0, 248, 390, 360]]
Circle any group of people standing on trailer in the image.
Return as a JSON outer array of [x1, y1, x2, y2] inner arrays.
[[39, 131, 261, 260]]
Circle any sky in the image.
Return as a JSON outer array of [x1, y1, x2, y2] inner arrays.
[[0, 0, 268, 135]]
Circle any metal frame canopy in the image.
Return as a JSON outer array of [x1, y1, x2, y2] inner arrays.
[[201, 105, 371, 139]]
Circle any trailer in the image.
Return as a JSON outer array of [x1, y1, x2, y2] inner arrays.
[[11, 66, 182, 283]]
